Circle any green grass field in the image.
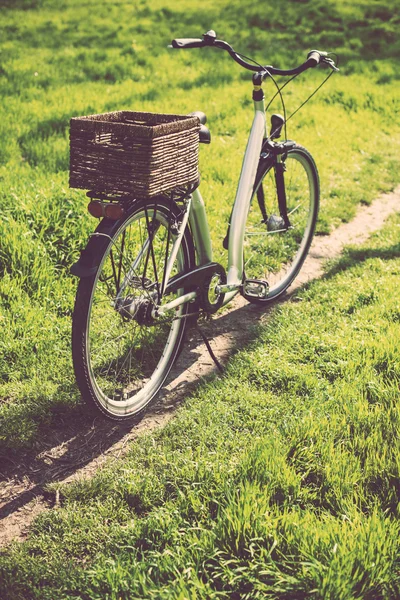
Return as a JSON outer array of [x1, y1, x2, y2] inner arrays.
[[0, 0, 399, 597], [0, 0, 399, 451], [1, 216, 399, 598]]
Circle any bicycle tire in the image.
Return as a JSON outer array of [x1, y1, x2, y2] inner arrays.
[[72, 198, 195, 420], [244, 145, 319, 303]]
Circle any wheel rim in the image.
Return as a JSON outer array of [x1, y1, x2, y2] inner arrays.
[[244, 151, 317, 297], [85, 205, 188, 417]]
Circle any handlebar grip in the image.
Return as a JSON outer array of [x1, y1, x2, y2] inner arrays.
[[307, 50, 322, 67], [171, 38, 204, 49]]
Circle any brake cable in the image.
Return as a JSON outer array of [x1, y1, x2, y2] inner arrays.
[[284, 56, 339, 129], [232, 50, 339, 142]]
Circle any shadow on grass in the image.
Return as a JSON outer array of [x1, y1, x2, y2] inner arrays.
[[322, 243, 400, 280], [0, 398, 136, 520], [1, 241, 398, 531], [0, 298, 273, 527]]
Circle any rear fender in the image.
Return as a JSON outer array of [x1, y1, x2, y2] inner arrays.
[[70, 197, 186, 278], [70, 217, 124, 278]]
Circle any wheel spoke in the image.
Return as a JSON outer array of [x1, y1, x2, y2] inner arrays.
[[244, 147, 319, 301], [72, 200, 194, 419], [117, 229, 126, 292]]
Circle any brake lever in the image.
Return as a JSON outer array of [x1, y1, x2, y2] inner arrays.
[[322, 56, 340, 72], [202, 30, 217, 45]]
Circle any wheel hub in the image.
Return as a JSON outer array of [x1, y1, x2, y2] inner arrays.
[[267, 214, 286, 231], [115, 295, 155, 325]]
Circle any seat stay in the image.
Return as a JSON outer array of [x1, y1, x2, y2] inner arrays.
[[160, 196, 192, 296], [115, 228, 157, 301]]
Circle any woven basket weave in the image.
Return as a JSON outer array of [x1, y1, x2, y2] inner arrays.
[[69, 111, 200, 198]]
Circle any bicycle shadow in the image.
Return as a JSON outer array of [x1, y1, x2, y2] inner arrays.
[[2, 240, 398, 539], [0, 296, 273, 537], [317, 244, 400, 279]]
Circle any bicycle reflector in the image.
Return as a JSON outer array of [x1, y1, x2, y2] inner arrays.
[[88, 200, 125, 220]]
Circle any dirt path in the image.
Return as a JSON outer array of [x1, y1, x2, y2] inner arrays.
[[1, 187, 399, 546]]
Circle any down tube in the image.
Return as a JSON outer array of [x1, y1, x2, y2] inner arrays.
[[225, 108, 266, 302]]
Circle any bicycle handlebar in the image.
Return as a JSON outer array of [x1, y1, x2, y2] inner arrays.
[[170, 30, 339, 76], [171, 38, 204, 49]]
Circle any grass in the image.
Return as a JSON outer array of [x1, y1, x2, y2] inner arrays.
[[0, 0, 399, 451], [0, 0, 399, 596], [0, 214, 399, 599]]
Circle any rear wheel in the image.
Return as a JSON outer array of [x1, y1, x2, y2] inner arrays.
[[72, 198, 195, 420], [243, 145, 319, 303]]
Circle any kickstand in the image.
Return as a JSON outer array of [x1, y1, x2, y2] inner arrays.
[[195, 324, 224, 374]]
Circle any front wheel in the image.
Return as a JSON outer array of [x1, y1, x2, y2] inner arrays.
[[72, 198, 195, 420], [243, 145, 319, 303]]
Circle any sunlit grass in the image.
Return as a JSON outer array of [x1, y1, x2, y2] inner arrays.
[[0, 0, 399, 454], [1, 214, 399, 598], [0, 0, 400, 600], [0, 4, 399, 594]]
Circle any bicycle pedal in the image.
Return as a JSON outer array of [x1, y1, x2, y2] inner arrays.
[[243, 279, 269, 300]]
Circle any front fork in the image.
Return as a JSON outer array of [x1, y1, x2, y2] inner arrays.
[[258, 138, 297, 231], [274, 155, 291, 229]]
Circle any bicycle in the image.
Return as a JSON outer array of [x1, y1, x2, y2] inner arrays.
[[71, 30, 339, 420]]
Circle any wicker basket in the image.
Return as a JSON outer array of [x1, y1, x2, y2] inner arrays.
[[69, 111, 200, 198]]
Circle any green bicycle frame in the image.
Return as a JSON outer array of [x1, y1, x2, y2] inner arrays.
[[156, 94, 267, 316]]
